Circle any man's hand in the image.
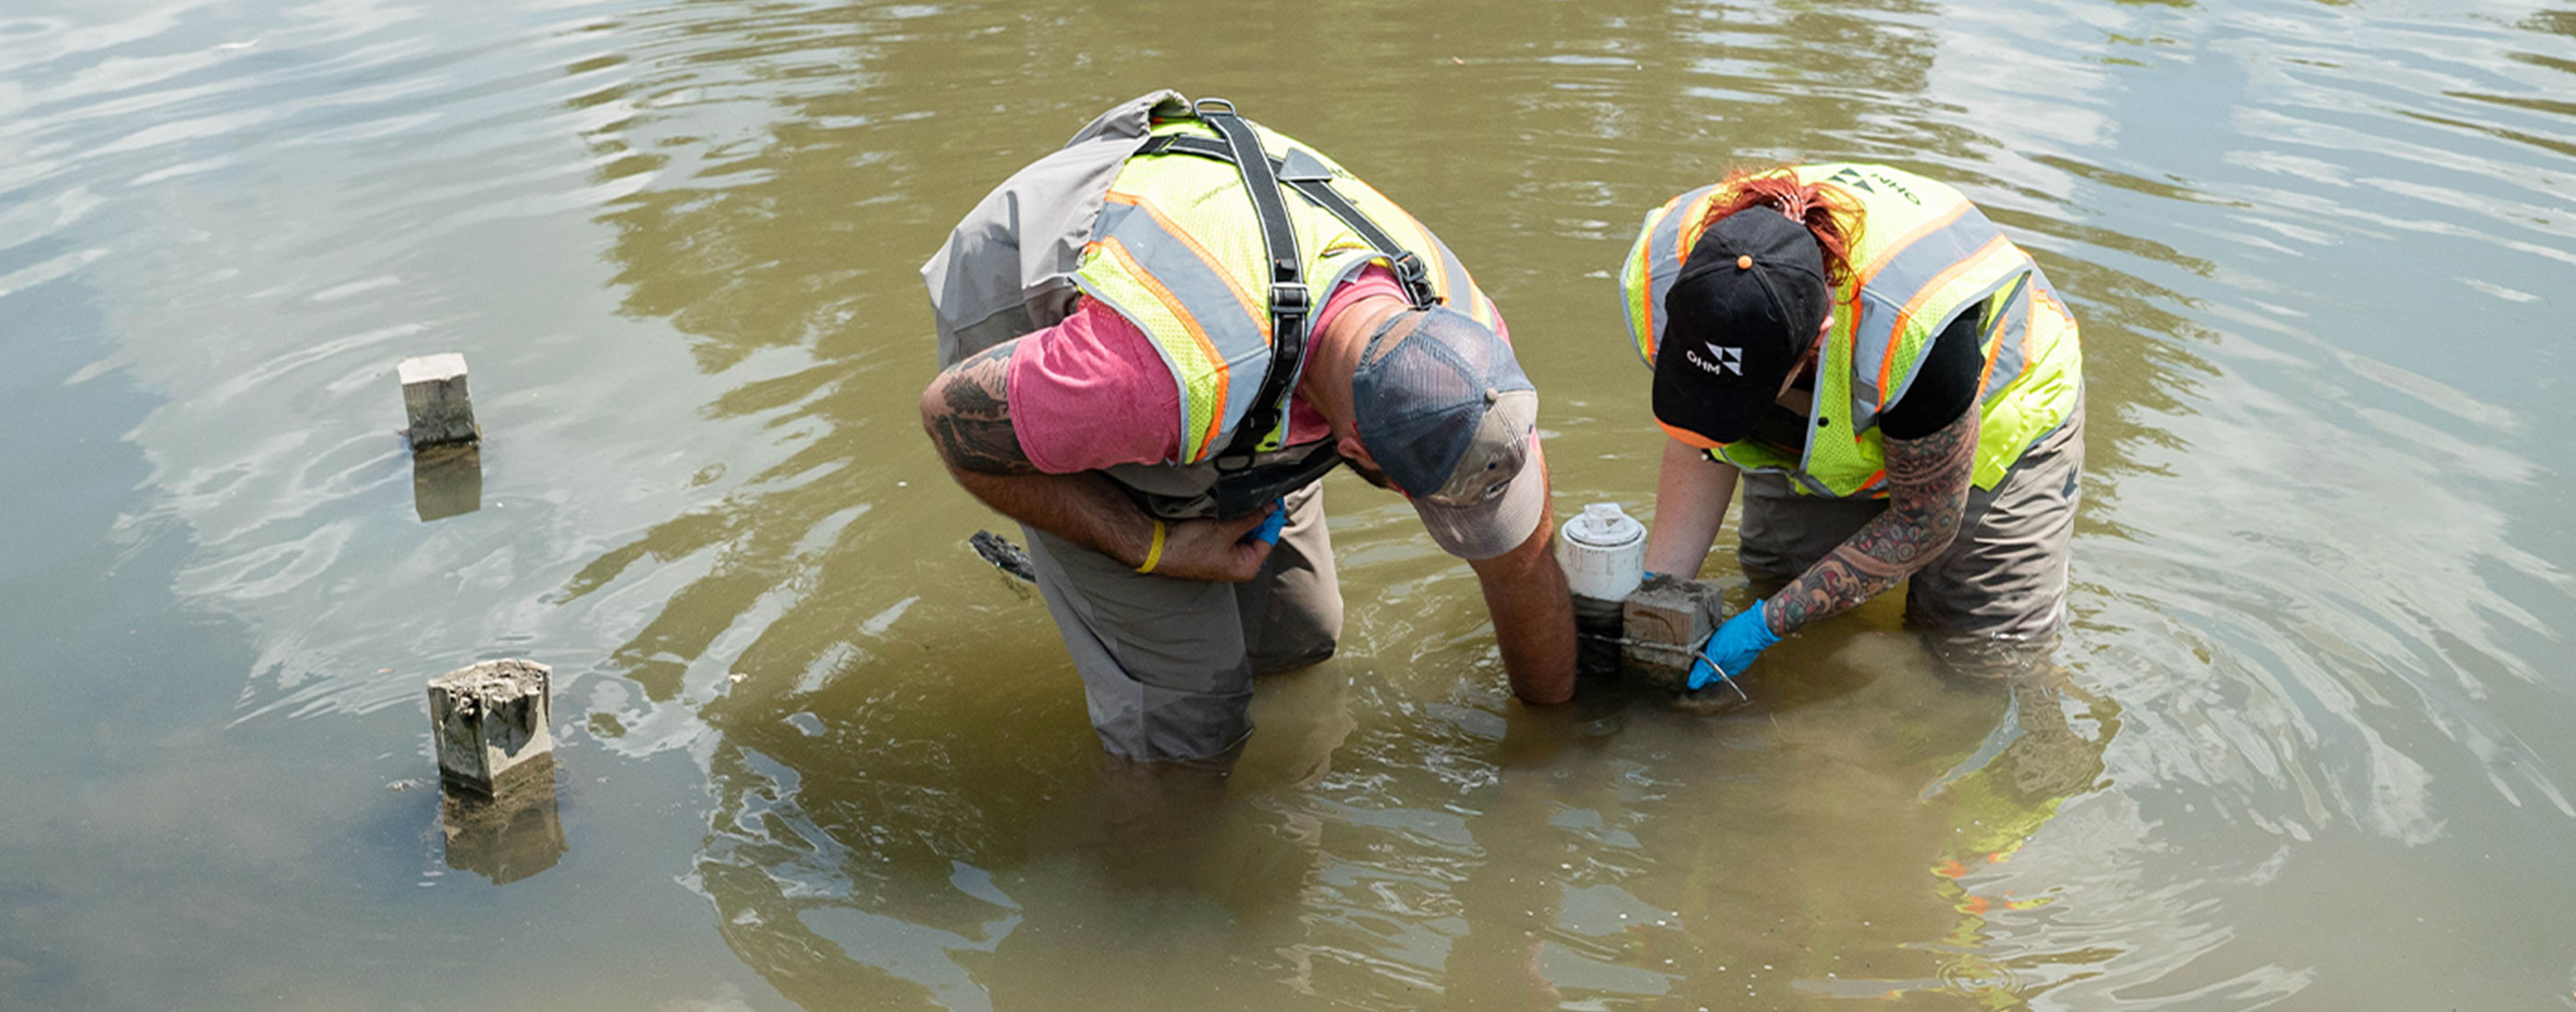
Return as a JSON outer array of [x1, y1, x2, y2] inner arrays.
[[1148, 507, 1282, 583]]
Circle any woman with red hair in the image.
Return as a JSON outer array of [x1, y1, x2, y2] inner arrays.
[[1617, 165, 2086, 685]]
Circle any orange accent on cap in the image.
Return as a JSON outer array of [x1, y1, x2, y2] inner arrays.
[[1656, 418, 1724, 451], [1736, 254, 1754, 270]]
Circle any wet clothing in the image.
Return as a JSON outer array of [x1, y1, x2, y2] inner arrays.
[[1019, 482, 1342, 761]]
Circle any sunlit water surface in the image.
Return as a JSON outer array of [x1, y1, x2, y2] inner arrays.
[[5, 0, 2575, 1008]]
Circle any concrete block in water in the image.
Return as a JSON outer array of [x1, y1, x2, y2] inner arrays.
[[398, 353, 478, 447], [1621, 574, 1725, 689], [427, 660, 551, 794]]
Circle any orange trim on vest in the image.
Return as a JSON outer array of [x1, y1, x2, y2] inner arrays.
[[1879, 234, 2015, 408], [2021, 283, 2040, 374], [1103, 189, 1270, 341], [1846, 196, 1972, 293], [1974, 288, 2009, 398], [1640, 191, 1692, 352], [1102, 236, 1228, 459]]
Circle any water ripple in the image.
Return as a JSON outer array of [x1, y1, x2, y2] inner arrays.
[[9, 0, 2576, 1007]]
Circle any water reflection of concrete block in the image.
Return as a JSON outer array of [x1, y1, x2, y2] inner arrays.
[[428, 660, 552, 795], [441, 759, 565, 884], [398, 353, 478, 447], [411, 443, 481, 522], [1622, 574, 1723, 689]]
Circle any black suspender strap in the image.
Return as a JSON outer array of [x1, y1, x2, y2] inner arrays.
[[1282, 178, 1440, 311], [1192, 98, 1307, 465], [1133, 131, 1441, 312]]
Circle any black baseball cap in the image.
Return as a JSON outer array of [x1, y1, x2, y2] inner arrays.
[[1650, 209, 1833, 448]]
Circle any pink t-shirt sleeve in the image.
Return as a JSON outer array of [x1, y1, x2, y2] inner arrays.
[[1005, 302, 1181, 474], [1005, 265, 1502, 474]]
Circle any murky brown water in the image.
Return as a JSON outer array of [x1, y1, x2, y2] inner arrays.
[[6, 0, 2576, 1008]]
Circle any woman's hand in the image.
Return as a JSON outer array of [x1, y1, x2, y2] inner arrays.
[[1687, 601, 1780, 688]]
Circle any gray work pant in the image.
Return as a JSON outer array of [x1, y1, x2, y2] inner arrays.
[[1020, 481, 1343, 763], [1739, 397, 2085, 641]]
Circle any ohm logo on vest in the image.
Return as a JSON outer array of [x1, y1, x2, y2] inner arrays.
[[1826, 166, 1922, 205]]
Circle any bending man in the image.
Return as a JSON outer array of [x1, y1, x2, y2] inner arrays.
[[921, 92, 1575, 764]]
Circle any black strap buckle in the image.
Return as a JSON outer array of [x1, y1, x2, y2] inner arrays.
[[1388, 252, 1436, 308], [1270, 281, 1311, 320]]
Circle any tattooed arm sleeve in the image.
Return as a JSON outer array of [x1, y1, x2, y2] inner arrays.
[[1764, 403, 1980, 636], [918, 340, 1039, 476], [916, 339, 1164, 568]]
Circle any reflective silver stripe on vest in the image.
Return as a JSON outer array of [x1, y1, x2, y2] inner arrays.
[[1637, 184, 1719, 353], [1846, 204, 2032, 431], [1875, 271, 2040, 415], [1084, 199, 1277, 450], [1984, 269, 2044, 400]]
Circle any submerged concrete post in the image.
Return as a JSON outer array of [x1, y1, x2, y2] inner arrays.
[[398, 353, 478, 448], [411, 443, 482, 522], [441, 758, 566, 884], [1621, 574, 1725, 689], [427, 660, 552, 795]]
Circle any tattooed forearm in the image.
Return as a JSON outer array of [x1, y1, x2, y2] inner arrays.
[[921, 341, 1039, 476], [1766, 406, 1980, 635]]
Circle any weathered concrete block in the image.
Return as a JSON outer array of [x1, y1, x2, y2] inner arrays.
[[398, 353, 478, 447], [1621, 574, 1725, 689], [427, 660, 551, 794]]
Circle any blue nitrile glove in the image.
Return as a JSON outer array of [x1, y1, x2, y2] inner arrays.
[[1686, 600, 1781, 690], [1249, 500, 1288, 546]]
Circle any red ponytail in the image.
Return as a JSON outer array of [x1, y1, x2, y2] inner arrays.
[[1698, 167, 1862, 289]]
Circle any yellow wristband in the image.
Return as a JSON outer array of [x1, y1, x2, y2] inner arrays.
[[1135, 519, 1167, 574]]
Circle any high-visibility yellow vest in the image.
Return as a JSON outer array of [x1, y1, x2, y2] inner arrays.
[[1620, 164, 2083, 497], [1074, 115, 1496, 465]]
